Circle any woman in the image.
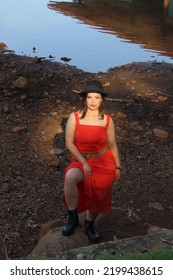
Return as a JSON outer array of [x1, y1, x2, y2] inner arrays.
[[62, 80, 122, 242]]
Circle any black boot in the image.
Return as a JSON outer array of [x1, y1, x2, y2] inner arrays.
[[85, 219, 100, 243], [62, 209, 79, 236]]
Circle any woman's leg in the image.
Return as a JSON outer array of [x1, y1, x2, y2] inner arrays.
[[86, 211, 98, 221], [85, 210, 100, 243], [62, 168, 83, 236], [64, 168, 83, 209]]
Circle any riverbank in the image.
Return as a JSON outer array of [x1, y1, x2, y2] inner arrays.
[[0, 52, 173, 259]]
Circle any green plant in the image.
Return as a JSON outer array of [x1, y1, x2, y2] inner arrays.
[[98, 248, 173, 260], [25, 254, 55, 260]]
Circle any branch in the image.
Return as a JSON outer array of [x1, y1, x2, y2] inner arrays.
[[2, 232, 10, 260], [105, 97, 133, 102]]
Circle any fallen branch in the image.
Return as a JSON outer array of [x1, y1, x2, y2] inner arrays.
[[159, 237, 173, 248], [105, 97, 133, 102], [106, 228, 134, 237], [2, 232, 10, 260], [153, 91, 173, 98]]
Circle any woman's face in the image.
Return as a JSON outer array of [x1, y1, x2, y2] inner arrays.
[[86, 92, 103, 110]]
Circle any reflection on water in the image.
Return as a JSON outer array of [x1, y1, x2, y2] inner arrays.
[[47, 0, 173, 70], [1, 0, 173, 72], [50, 0, 173, 60]]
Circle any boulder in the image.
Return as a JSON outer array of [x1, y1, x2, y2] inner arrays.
[[31, 208, 156, 256], [32, 226, 89, 255], [13, 76, 29, 90]]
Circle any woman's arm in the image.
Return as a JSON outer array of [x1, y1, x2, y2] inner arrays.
[[107, 117, 122, 180], [65, 113, 91, 177]]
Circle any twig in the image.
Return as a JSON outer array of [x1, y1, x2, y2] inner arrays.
[[105, 97, 133, 102], [153, 91, 173, 98], [106, 228, 134, 237], [2, 232, 10, 260], [159, 237, 173, 247]]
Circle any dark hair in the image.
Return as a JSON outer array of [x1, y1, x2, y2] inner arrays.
[[79, 93, 105, 119]]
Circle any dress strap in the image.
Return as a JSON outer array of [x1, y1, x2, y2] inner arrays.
[[105, 115, 111, 129], [73, 112, 79, 125]]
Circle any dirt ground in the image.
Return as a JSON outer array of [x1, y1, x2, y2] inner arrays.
[[0, 52, 173, 260]]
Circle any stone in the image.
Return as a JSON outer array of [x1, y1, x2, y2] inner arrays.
[[32, 227, 89, 255], [20, 95, 27, 101], [13, 77, 29, 90], [49, 229, 173, 260], [0, 42, 7, 49], [31, 208, 153, 257], [0, 209, 7, 220], [0, 183, 11, 193], [12, 126, 26, 133], [149, 202, 164, 211], [2, 105, 11, 113], [153, 128, 169, 139], [116, 111, 127, 119], [50, 148, 64, 156], [39, 219, 63, 238], [6, 231, 21, 240]]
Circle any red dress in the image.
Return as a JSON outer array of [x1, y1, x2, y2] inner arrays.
[[65, 112, 117, 213]]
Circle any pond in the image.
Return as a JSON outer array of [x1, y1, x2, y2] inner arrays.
[[1, 0, 173, 73]]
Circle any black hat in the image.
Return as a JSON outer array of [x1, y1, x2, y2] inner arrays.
[[79, 80, 108, 97]]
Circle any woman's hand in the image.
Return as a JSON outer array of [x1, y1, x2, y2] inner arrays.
[[83, 161, 91, 178], [115, 168, 121, 181]]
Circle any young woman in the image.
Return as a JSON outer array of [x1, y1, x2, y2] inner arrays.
[[62, 80, 122, 242]]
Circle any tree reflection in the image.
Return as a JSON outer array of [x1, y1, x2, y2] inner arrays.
[[164, 0, 173, 16], [49, 0, 173, 60]]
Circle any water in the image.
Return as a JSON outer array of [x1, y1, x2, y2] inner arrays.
[[1, 0, 173, 73]]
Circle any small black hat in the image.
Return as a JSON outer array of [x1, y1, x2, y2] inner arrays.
[[79, 80, 108, 97]]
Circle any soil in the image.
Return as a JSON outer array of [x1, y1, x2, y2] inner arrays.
[[0, 52, 173, 260]]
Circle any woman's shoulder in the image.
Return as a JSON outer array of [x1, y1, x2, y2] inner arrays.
[[104, 114, 113, 128], [68, 111, 81, 124], [69, 111, 79, 117], [71, 111, 80, 115], [104, 114, 112, 121]]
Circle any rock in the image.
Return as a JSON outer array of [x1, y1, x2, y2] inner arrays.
[[20, 95, 27, 101], [13, 77, 29, 90], [50, 148, 64, 156], [32, 227, 89, 255], [2, 105, 11, 113], [147, 225, 166, 234], [48, 229, 173, 260], [60, 57, 71, 62], [116, 112, 127, 119], [0, 42, 7, 50], [6, 231, 21, 240], [39, 219, 63, 238], [32, 57, 46, 63], [153, 128, 169, 139], [56, 124, 63, 134], [44, 153, 60, 167], [157, 95, 167, 101], [169, 114, 173, 124], [103, 82, 111, 87], [149, 202, 164, 211], [0, 183, 11, 193], [0, 209, 7, 220], [12, 126, 26, 133], [31, 208, 153, 257]]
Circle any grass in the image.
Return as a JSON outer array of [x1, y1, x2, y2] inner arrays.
[[26, 254, 55, 260], [26, 248, 173, 260], [98, 248, 173, 260]]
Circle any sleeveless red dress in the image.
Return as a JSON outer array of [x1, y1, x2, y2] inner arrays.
[[64, 112, 117, 213]]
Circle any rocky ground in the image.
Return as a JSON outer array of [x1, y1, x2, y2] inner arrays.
[[0, 51, 173, 260]]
